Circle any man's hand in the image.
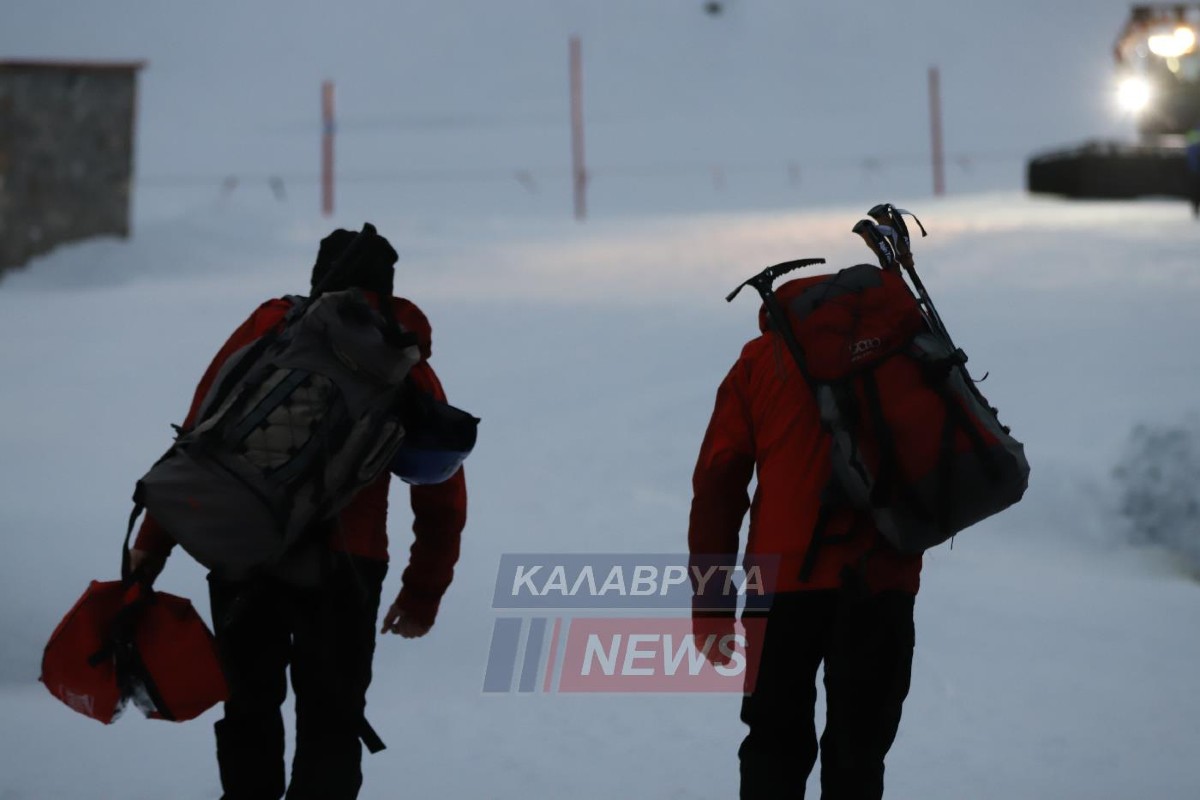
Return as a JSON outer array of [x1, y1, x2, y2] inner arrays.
[[381, 602, 432, 638], [128, 549, 168, 587], [692, 613, 737, 668]]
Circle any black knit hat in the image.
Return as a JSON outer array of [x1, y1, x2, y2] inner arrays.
[[310, 227, 398, 296]]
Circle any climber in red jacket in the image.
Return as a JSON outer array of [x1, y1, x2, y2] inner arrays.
[[131, 228, 466, 800], [689, 274, 920, 800]]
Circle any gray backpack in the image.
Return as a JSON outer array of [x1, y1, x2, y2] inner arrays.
[[133, 283, 420, 586]]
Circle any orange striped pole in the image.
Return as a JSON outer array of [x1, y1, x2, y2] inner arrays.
[[321, 80, 335, 217]]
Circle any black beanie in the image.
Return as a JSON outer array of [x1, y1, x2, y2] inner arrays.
[[310, 227, 398, 296]]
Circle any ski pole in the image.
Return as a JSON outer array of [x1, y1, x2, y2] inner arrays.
[[853, 217, 935, 331], [862, 205, 985, 401], [861, 204, 953, 343], [855, 215, 934, 333]]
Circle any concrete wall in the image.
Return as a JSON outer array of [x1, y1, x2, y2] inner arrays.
[[0, 61, 142, 274]]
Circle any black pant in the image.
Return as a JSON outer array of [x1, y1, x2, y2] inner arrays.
[[739, 589, 915, 800], [208, 555, 387, 800]]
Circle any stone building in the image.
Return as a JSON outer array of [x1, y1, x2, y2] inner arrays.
[[0, 59, 145, 274]]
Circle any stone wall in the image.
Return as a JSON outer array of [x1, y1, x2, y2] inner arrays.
[[0, 61, 143, 274]]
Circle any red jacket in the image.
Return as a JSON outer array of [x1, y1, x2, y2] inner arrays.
[[134, 294, 467, 627], [688, 276, 921, 609]]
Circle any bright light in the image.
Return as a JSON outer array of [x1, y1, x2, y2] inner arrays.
[[1148, 26, 1197, 58], [1117, 76, 1152, 113]]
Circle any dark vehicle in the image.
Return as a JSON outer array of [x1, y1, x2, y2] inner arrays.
[[1028, 4, 1200, 199]]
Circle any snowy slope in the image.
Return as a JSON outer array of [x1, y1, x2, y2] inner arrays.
[[0, 0, 1145, 220], [4, 2, 1200, 795], [2, 193, 1199, 798]]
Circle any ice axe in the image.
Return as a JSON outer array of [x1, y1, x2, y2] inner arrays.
[[725, 257, 826, 303], [726, 258, 826, 383]]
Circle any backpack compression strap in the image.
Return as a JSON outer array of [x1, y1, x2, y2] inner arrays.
[[197, 223, 386, 437], [728, 259, 862, 585]]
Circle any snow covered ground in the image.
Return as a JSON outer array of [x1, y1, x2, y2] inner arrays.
[[1, 191, 1199, 798]]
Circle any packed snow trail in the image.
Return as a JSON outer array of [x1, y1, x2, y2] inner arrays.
[[1, 194, 1198, 799]]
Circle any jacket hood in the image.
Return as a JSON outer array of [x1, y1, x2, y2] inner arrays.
[[391, 296, 433, 361]]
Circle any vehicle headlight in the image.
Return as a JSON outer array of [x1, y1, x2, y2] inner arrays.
[[1148, 26, 1197, 58], [1117, 76, 1152, 113]]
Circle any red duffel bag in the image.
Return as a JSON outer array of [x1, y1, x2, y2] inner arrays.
[[41, 578, 227, 723]]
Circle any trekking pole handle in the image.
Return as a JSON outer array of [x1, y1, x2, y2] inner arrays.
[[852, 219, 900, 271], [726, 258, 826, 302], [864, 204, 954, 344], [867, 203, 927, 267]]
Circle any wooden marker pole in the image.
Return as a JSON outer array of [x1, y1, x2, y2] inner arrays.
[[928, 66, 945, 197], [321, 80, 336, 217], [569, 36, 587, 221]]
